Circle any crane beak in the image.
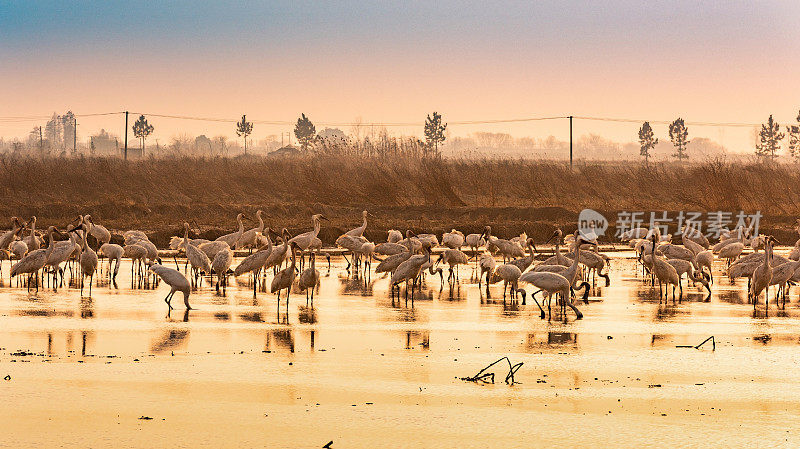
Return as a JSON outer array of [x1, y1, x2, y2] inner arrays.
[[320, 215, 330, 222]]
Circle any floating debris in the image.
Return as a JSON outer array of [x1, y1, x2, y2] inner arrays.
[[676, 336, 715, 351], [459, 357, 523, 385]]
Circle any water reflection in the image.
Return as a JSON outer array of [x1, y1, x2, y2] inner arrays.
[[150, 328, 189, 354], [266, 329, 295, 353]]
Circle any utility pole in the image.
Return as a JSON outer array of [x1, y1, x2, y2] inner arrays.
[[38, 126, 43, 155], [124, 111, 129, 160], [73, 117, 77, 154], [569, 115, 573, 170]]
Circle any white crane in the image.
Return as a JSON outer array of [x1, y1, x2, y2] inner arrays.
[[750, 235, 776, 311], [271, 242, 299, 315], [234, 229, 273, 298], [99, 243, 124, 280], [78, 228, 98, 297], [183, 222, 211, 285], [345, 210, 373, 237], [237, 210, 264, 252], [22, 216, 40, 251], [149, 264, 191, 310], [298, 250, 320, 305], [442, 229, 465, 250], [11, 226, 60, 292], [216, 213, 247, 247], [211, 246, 233, 294]]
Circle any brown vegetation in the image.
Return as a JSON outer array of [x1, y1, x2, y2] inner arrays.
[[0, 155, 797, 246]]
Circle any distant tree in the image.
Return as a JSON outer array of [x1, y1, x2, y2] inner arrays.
[[638, 121, 658, 167], [668, 118, 689, 161], [424, 111, 447, 156], [294, 113, 316, 151], [236, 114, 254, 155], [61, 111, 76, 152], [132, 115, 154, 155], [755, 115, 784, 163], [786, 110, 800, 162], [44, 113, 62, 153]]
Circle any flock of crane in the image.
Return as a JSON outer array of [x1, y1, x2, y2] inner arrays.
[[0, 210, 797, 320]]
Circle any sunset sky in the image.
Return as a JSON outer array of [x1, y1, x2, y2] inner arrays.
[[1, 1, 799, 151]]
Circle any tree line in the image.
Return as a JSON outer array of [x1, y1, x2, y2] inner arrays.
[[639, 111, 800, 164]]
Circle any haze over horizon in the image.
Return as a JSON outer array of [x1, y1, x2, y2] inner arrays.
[[2, 1, 799, 152]]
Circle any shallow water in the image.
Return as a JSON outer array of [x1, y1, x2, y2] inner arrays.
[[1, 253, 799, 448]]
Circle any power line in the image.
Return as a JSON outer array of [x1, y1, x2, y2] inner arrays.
[[0, 111, 768, 128]]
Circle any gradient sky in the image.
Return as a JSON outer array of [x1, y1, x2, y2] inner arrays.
[[1, 0, 799, 149]]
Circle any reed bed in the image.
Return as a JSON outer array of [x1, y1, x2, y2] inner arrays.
[[0, 154, 796, 246]]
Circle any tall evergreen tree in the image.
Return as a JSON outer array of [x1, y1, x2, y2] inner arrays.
[[638, 121, 658, 167], [668, 118, 689, 161], [424, 111, 447, 156], [294, 113, 316, 151], [786, 110, 800, 162], [755, 114, 784, 163], [133, 115, 155, 155], [236, 114, 254, 155]]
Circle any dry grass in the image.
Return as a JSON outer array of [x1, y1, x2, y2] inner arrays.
[[0, 154, 796, 246]]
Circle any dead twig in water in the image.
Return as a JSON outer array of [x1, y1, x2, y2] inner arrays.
[[676, 336, 715, 351], [460, 357, 523, 385]]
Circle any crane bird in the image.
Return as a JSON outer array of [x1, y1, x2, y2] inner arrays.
[[46, 229, 80, 287], [442, 229, 465, 250], [289, 214, 328, 268], [375, 250, 411, 277], [234, 229, 273, 298], [718, 241, 745, 266], [387, 229, 403, 244], [0, 217, 24, 251], [483, 226, 524, 261], [507, 238, 537, 273], [264, 229, 290, 274], [489, 263, 525, 301], [237, 210, 264, 252], [519, 271, 579, 320], [767, 259, 800, 308], [84, 215, 111, 247], [465, 231, 486, 262], [216, 213, 247, 248], [345, 210, 373, 237], [22, 216, 40, 252], [477, 252, 496, 291], [211, 245, 233, 294], [648, 234, 682, 302], [10, 240, 27, 261], [76, 227, 98, 297], [182, 222, 211, 285], [271, 242, 300, 315], [199, 240, 230, 261], [750, 235, 776, 311], [666, 259, 710, 297], [298, 250, 320, 305], [374, 242, 407, 256], [11, 226, 60, 292], [149, 264, 191, 310], [99, 243, 124, 280], [390, 245, 432, 301], [436, 248, 469, 282]]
